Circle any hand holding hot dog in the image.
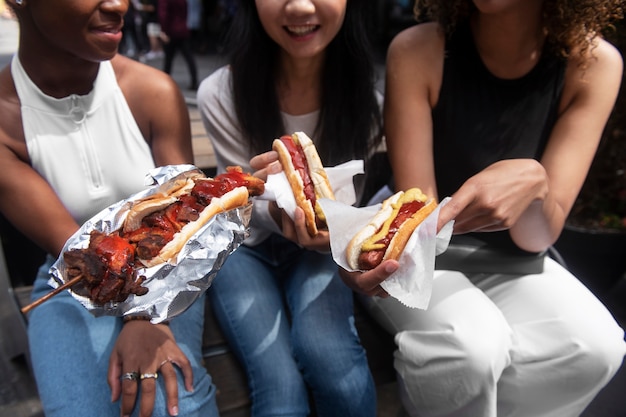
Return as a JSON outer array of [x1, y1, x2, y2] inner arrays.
[[272, 132, 335, 236], [338, 260, 398, 297], [249, 150, 283, 181], [281, 206, 332, 253]]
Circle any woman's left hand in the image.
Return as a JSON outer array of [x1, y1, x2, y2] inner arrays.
[[281, 206, 332, 252], [108, 321, 193, 417]]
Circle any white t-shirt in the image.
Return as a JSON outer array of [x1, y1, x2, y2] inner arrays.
[[198, 66, 322, 246], [197, 65, 384, 246]]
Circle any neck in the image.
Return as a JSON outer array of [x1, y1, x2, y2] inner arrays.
[[17, 32, 100, 98], [471, 5, 545, 79], [276, 53, 323, 115]]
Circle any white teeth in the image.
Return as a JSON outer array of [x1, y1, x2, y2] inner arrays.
[[286, 25, 317, 35]]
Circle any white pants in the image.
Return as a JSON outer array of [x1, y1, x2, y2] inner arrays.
[[362, 257, 626, 417]]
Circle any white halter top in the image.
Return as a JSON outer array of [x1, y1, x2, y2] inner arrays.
[[12, 56, 155, 225]]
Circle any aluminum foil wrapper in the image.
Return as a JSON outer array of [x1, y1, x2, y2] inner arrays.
[[48, 164, 252, 323]]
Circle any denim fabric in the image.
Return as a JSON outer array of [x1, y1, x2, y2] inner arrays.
[[28, 256, 219, 417], [208, 234, 376, 417]]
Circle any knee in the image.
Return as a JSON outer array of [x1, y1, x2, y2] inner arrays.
[[395, 325, 511, 389], [570, 328, 626, 388], [292, 333, 371, 392]]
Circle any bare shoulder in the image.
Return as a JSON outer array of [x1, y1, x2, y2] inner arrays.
[[111, 54, 182, 105], [109, 55, 188, 141], [387, 22, 445, 65], [0, 64, 27, 159], [561, 37, 623, 108], [386, 22, 445, 105]]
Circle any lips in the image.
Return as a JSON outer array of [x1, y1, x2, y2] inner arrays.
[[285, 24, 319, 36], [93, 24, 123, 34]]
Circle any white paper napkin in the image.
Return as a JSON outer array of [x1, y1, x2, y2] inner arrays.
[[320, 197, 454, 309], [257, 159, 364, 219]]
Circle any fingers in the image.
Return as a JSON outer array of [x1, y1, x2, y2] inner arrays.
[[159, 360, 180, 416], [138, 373, 157, 417], [338, 260, 399, 296], [118, 364, 181, 417], [120, 375, 140, 417], [281, 208, 331, 252], [437, 194, 467, 233], [178, 356, 194, 393], [108, 351, 123, 402], [250, 151, 281, 180]]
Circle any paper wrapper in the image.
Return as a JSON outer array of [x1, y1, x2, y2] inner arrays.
[[48, 164, 252, 324], [319, 195, 454, 309], [257, 160, 364, 217]]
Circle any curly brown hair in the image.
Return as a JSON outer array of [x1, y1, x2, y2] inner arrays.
[[414, 0, 624, 61]]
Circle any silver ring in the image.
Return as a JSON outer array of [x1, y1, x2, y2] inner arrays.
[[140, 373, 159, 380], [158, 359, 170, 370], [121, 372, 139, 381]]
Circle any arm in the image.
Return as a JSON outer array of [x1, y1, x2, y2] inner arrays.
[[335, 24, 442, 295], [510, 39, 623, 251], [0, 67, 79, 257], [387, 24, 623, 253], [109, 56, 195, 417], [0, 149, 79, 257], [115, 55, 193, 166], [438, 39, 623, 252]]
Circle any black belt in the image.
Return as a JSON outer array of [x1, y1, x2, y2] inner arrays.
[[435, 243, 545, 275]]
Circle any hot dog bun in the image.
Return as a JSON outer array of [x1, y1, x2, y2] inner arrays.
[[346, 188, 437, 270], [123, 167, 263, 268], [58, 167, 264, 306], [272, 131, 335, 236], [123, 172, 203, 233], [140, 186, 249, 267]]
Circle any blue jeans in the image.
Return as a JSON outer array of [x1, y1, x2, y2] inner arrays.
[[28, 256, 219, 417], [208, 234, 376, 417]]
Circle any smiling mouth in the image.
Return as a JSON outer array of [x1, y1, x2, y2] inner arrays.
[[285, 25, 319, 36], [96, 27, 122, 34]]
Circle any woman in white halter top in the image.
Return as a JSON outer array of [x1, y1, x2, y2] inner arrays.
[[0, 1, 219, 416]]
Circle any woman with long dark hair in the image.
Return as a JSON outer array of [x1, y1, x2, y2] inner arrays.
[[197, 0, 383, 415]]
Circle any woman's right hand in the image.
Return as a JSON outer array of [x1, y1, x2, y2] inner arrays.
[[108, 321, 193, 417], [249, 150, 282, 181], [338, 260, 398, 297]]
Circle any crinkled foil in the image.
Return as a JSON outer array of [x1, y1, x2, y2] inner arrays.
[[48, 164, 252, 324]]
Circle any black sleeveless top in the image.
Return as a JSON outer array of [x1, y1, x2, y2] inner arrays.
[[432, 23, 566, 254]]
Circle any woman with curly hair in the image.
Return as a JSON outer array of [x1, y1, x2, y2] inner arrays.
[[340, 0, 626, 416]]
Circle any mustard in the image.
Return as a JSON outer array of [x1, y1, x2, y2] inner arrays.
[[361, 188, 427, 251]]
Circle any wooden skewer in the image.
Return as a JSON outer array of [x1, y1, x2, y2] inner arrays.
[[21, 275, 84, 315]]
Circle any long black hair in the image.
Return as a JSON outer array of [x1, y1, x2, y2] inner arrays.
[[224, 0, 383, 167]]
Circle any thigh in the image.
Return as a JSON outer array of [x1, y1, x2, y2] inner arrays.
[[208, 245, 293, 364], [479, 257, 625, 362], [167, 296, 219, 417], [363, 269, 509, 336], [28, 260, 122, 416], [285, 250, 359, 353], [286, 251, 354, 323]]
